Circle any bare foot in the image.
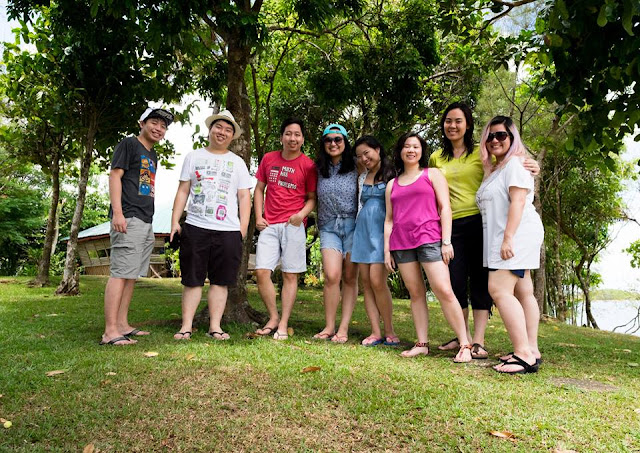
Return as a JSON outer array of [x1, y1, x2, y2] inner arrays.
[[313, 330, 335, 340], [437, 337, 459, 351], [401, 342, 429, 357], [453, 345, 472, 363], [173, 331, 192, 340]]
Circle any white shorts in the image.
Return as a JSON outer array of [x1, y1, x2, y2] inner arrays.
[[255, 223, 307, 273]]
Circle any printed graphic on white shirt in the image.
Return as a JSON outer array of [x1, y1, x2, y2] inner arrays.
[[188, 157, 234, 221]]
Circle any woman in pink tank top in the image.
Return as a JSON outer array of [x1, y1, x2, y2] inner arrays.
[[384, 132, 472, 362]]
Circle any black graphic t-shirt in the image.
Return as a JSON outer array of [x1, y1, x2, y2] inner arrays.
[[109, 136, 157, 223]]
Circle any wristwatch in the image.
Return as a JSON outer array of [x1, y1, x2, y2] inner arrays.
[[442, 239, 452, 246]]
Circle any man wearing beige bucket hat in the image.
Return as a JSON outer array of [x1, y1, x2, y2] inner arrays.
[[170, 109, 252, 341]]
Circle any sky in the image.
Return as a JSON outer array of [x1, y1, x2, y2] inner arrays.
[[2, 5, 640, 291]]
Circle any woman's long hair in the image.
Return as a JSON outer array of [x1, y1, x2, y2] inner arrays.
[[393, 132, 429, 175], [440, 102, 474, 160], [316, 129, 355, 178], [353, 135, 394, 183], [479, 116, 528, 172]]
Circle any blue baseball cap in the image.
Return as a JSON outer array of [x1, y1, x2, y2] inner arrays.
[[322, 123, 348, 139]]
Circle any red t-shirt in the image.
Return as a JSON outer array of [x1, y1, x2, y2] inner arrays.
[[256, 150, 318, 225]]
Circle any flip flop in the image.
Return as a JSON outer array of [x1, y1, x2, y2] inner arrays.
[[255, 326, 277, 336], [494, 354, 538, 374], [273, 331, 289, 341], [99, 336, 134, 346], [361, 335, 384, 347], [124, 328, 150, 337], [313, 331, 335, 340], [500, 352, 542, 366], [331, 334, 348, 344], [206, 331, 230, 341], [174, 331, 192, 340], [383, 335, 400, 346]]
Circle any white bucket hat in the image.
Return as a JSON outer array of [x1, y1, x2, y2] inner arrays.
[[205, 109, 242, 140]]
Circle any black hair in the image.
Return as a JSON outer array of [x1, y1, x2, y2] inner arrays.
[[353, 135, 395, 183], [393, 132, 429, 174], [440, 102, 474, 161], [210, 118, 235, 133], [316, 131, 355, 178], [280, 117, 306, 136]]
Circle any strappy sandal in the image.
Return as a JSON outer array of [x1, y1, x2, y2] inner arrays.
[[437, 337, 459, 350], [471, 343, 488, 359], [401, 342, 430, 358], [273, 331, 289, 341], [453, 344, 473, 363]]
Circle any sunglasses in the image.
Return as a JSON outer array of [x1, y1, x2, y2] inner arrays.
[[486, 131, 511, 142], [323, 136, 344, 144]]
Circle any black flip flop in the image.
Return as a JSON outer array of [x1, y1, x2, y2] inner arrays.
[[99, 336, 133, 346], [495, 354, 539, 374]]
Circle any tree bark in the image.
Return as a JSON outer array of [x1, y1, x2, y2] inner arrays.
[[33, 154, 61, 287], [553, 164, 567, 321], [574, 260, 599, 329], [56, 124, 95, 295], [532, 146, 547, 315]]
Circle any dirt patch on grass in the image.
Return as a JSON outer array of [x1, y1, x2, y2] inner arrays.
[[550, 377, 619, 392]]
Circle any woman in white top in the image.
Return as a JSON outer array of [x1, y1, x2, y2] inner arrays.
[[476, 116, 544, 374]]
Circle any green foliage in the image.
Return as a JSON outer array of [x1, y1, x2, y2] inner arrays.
[[624, 239, 640, 269]]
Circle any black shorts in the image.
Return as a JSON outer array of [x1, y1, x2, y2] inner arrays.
[[179, 223, 243, 287]]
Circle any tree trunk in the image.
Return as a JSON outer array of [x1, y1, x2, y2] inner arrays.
[[33, 155, 61, 287], [553, 166, 567, 321], [532, 146, 547, 315], [56, 126, 95, 295], [574, 262, 599, 329]]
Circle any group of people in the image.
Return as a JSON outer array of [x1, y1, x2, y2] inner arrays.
[[100, 103, 544, 375]]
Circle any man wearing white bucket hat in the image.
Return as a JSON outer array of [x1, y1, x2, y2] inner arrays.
[[170, 109, 252, 341]]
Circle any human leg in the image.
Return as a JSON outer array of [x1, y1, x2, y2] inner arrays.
[[174, 285, 202, 339], [359, 263, 384, 344], [207, 284, 230, 340], [514, 271, 540, 359], [397, 261, 430, 357], [316, 248, 343, 338], [276, 272, 299, 338], [255, 225, 283, 334], [488, 270, 536, 372], [370, 263, 396, 340], [422, 261, 471, 362], [333, 254, 358, 342], [103, 277, 136, 345], [256, 269, 280, 334]]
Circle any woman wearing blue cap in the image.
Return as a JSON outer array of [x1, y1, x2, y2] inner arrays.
[[313, 124, 359, 343]]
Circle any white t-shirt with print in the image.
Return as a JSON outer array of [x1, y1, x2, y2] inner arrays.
[[179, 148, 252, 231]]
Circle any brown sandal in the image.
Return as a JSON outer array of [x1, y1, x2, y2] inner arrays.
[[454, 344, 473, 363], [401, 342, 430, 358]]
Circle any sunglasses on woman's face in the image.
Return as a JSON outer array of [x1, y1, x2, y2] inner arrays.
[[323, 136, 344, 144], [486, 131, 510, 142]]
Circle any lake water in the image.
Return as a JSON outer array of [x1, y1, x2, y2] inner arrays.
[[568, 300, 640, 337]]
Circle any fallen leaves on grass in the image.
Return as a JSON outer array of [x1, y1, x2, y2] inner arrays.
[[45, 369, 67, 377], [46, 313, 59, 317], [143, 351, 159, 358], [627, 362, 639, 367], [556, 343, 578, 347], [634, 408, 640, 414], [489, 431, 516, 442], [244, 332, 260, 339], [553, 449, 578, 453], [105, 372, 117, 376], [186, 354, 195, 361], [1, 418, 12, 429], [287, 327, 294, 336], [301, 366, 321, 373], [83, 443, 95, 453]]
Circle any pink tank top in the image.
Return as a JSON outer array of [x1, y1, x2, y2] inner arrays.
[[389, 169, 442, 250]]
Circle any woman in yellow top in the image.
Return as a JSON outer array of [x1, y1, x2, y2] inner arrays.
[[430, 103, 538, 359]]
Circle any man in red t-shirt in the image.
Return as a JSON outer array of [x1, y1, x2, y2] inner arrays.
[[254, 118, 318, 340]]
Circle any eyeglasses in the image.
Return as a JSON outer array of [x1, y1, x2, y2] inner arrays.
[[486, 131, 510, 142], [323, 136, 344, 144]]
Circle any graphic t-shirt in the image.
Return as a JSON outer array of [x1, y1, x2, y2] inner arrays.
[[179, 148, 252, 231], [109, 136, 157, 223], [255, 151, 317, 225]]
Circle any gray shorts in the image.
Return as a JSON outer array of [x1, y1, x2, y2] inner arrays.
[[392, 241, 442, 264], [255, 223, 307, 273], [110, 217, 155, 279]]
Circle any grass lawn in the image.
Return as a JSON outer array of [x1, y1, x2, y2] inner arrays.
[[0, 276, 639, 452]]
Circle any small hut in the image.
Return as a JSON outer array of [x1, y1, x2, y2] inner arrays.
[[70, 207, 172, 277]]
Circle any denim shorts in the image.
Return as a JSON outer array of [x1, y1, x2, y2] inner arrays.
[[392, 241, 442, 264], [488, 268, 526, 278], [318, 217, 356, 256]]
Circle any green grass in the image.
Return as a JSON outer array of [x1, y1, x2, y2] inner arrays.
[[0, 276, 639, 452]]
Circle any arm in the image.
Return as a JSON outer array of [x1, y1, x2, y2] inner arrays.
[[429, 169, 454, 265], [383, 180, 396, 273], [288, 191, 316, 226], [501, 186, 527, 260], [522, 157, 540, 176], [237, 188, 251, 239], [254, 180, 268, 231], [170, 180, 190, 241], [109, 168, 127, 233]]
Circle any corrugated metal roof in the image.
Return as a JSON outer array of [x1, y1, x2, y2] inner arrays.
[[71, 207, 174, 240]]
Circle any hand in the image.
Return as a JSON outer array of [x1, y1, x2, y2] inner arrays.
[[256, 216, 269, 231], [287, 212, 303, 227], [384, 250, 396, 273], [112, 213, 127, 233], [500, 238, 515, 260], [169, 223, 181, 242], [523, 157, 540, 176], [241, 228, 248, 240], [441, 244, 454, 265]]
